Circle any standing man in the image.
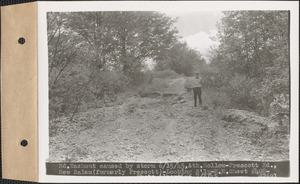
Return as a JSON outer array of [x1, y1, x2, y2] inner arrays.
[[192, 72, 202, 107]]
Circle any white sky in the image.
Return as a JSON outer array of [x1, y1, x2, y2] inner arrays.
[[163, 11, 223, 62]]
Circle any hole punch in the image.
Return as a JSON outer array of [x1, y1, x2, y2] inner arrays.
[[18, 37, 25, 44], [20, 139, 28, 147]]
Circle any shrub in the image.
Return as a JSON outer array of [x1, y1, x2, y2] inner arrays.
[[86, 71, 130, 108], [270, 93, 289, 115], [153, 69, 179, 79], [127, 70, 148, 85], [90, 71, 129, 97], [202, 88, 230, 109], [137, 78, 169, 96], [201, 66, 227, 88], [251, 72, 290, 116], [270, 94, 289, 132], [226, 74, 257, 110]]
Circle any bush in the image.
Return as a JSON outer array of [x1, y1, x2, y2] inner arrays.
[[153, 69, 179, 79], [136, 78, 169, 96], [95, 71, 130, 94], [226, 74, 257, 110], [202, 88, 230, 109], [201, 66, 227, 88], [270, 94, 289, 132], [251, 72, 289, 116], [270, 93, 289, 115], [87, 71, 130, 108], [127, 70, 148, 85]]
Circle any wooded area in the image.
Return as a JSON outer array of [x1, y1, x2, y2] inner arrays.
[[207, 11, 289, 117], [48, 11, 206, 122], [49, 11, 289, 122]]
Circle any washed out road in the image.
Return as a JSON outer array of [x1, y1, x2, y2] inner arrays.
[[49, 77, 289, 162]]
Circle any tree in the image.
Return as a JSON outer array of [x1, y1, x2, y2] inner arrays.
[[212, 11, 289, 79], [48, 11, 180, 122], [63, 11, 178, 75], [156, 41, 207, 76], [48, 13, 84, 121], [209, 11, 289, 114]]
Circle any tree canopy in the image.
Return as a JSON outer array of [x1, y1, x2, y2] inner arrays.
[[209, 11, 289, 115]]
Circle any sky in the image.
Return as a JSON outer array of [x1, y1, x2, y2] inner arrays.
[[163, 11, 223, 62]]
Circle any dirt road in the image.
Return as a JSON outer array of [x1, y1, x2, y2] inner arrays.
[[49, 77, 289, 162]]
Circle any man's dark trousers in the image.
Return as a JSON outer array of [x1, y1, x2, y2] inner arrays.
[[193, 87, 202, 107]]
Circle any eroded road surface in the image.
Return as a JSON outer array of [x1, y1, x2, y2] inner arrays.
[[49, 77, 289, 162]]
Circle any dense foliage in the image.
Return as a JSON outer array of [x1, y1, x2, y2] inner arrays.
[[209, 11, 289, 116], [48, 11, 290, 124], [156, 41, 207, 76], [48, 12, 204, 121]]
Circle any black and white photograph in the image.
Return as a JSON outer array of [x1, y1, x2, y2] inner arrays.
[[47, 9, 291, 164]]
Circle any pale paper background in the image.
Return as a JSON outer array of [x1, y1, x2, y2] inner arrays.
[[37, 1, 299, 183]]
